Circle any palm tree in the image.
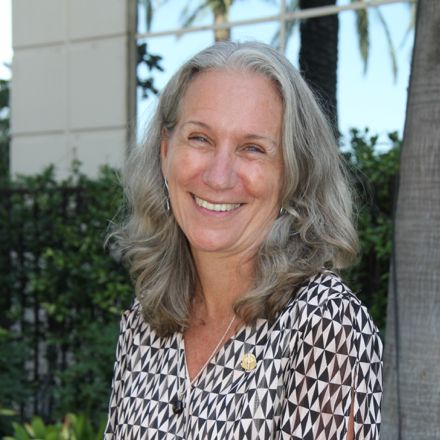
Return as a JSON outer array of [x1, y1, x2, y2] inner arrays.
[[382, 0, 440, 437], [297, 0, 339, 134], [274, 0, 399, 134]]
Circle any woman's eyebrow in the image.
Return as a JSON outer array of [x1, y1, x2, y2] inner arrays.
[[243, 134, 279, 149], [181, 121, 278, 148], [181, 120, 211, 130]]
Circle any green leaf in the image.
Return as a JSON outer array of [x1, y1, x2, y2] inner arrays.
[[374, 7, 398, 81], [354, 7, 369, 73], [0, 407, 16, 416], [30, 417, 46, 437], [11, 422, 31, 440]]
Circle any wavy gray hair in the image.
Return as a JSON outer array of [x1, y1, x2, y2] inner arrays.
[[110, 41, 358, 336]]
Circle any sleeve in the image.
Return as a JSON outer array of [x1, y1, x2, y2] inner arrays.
[[279, 294, 383, 440], [104, 308, 132, 439]]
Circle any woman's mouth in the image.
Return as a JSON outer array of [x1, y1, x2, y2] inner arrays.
[[194, 195, 241, 212]]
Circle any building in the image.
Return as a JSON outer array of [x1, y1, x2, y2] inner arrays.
[[11, 0, 136, 178]]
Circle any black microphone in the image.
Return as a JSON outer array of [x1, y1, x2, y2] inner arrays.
[[172, 397, 184, 414]]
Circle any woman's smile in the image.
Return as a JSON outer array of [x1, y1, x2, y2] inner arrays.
[[193, 195, 242, 213]]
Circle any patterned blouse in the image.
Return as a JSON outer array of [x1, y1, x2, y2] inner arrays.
[[105, 272, 383, 439]]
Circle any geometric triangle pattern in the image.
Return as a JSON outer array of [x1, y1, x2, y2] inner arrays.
[[105, 271, 383, 439]]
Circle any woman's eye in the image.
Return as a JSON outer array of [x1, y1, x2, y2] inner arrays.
[[189, 135, 208, 143], [244, 145, 265, 154]]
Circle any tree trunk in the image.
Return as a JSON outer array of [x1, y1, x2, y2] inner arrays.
[[299, 0, 338, 134], [382, 1, 440, 438], [214, 10, 230, 41]]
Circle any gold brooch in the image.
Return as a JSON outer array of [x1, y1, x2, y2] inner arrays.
[[241, 353, 257, 371]]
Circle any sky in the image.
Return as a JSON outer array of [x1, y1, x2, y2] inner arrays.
[[0, 0, 414, 145]]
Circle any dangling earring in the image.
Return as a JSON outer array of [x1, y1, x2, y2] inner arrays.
[[164, 178, 170, 212], [279, 207, 286, 217]]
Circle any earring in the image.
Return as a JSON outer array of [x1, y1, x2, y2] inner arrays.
[[164, 178, 170, 212], [279, 207, 286, 217]]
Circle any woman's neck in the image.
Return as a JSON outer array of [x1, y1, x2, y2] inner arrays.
[[191, 249, 256, 320]]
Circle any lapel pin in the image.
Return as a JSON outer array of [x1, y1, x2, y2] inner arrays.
[[241, 353, 257, 371]]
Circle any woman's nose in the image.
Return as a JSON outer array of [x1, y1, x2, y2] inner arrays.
[[202, 149, 238, 190]]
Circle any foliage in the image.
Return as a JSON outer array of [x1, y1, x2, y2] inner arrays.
[[3, 413, 106, 440], [0, 165, 132, 424], [349, 0, 398, 78], [53, 324, 121, 417], [137, 42, 164, 98], [343, 129, 401, 332], [0, 408, 19, 439], [0, 329, 29, 410]]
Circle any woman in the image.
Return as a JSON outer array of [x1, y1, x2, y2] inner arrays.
[[105, 41, 383, 439]]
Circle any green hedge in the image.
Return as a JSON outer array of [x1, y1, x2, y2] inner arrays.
[[0, 129, 399, 432], [0, 164, 132, 429], [342, 129, 400, 331]]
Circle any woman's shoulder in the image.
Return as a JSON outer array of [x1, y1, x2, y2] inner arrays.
[[278, 271, 378, 336], [295, 270, 355, 301], [282, 270, 356, 312], [114, 299, 170, 356], [119, 299, 143, 332]]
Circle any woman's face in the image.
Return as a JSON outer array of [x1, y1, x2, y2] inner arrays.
[[161, 69, 284, 259]]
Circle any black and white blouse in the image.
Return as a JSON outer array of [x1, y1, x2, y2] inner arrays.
[[105, 272, 383, 439]]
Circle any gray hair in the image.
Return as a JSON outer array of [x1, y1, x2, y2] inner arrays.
[[110, 41, 358, 336]]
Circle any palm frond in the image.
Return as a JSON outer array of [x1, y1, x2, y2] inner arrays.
[[139, 0, 154, 31], [399, 0, 416, 48], [354, 6, 369, 74], [374, 7, 398, 81], [145, 1, 154, 31], [181, 2, 211, 29]]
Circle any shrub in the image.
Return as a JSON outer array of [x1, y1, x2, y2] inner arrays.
[[343, 129, 401, 331], [0, 164, 132, 424], [3, 413, 106, 440]]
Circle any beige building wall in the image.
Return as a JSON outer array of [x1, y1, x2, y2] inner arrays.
[[10, 0, 136, 178]]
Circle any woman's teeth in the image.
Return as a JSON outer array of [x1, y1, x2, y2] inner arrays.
[[195, 196, 241, 212]]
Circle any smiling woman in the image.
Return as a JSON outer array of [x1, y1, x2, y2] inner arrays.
[[105, 41, 383, 440]]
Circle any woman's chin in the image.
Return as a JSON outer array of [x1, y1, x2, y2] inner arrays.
[[187, 233, 242, 255], [189, 240, 235, 255]]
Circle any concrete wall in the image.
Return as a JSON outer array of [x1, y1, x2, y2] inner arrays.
[[11, 0, 136, 178]]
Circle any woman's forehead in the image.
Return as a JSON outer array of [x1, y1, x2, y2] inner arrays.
[[178, 70, 283, 126]]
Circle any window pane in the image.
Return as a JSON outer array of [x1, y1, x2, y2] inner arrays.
[[136, 31, 214, 141]]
